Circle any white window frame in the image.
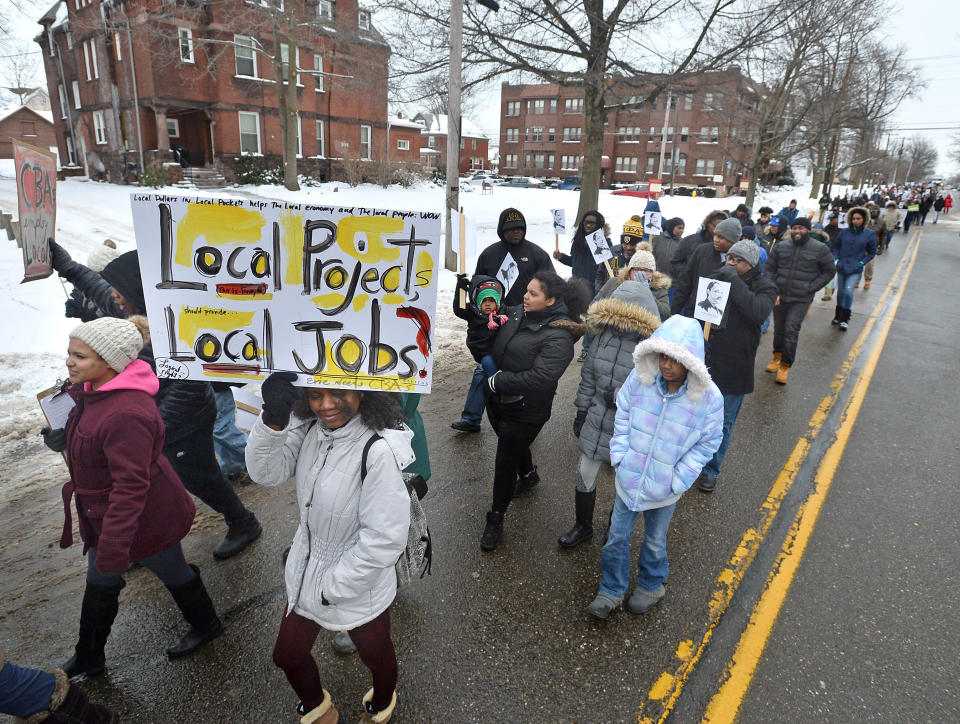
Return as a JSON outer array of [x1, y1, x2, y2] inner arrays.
[[703, 92, 714, 111], [315, 120, 325, 157], [47, 27, 55, 57], [179, 28, 194, 63], [564, 98, 583, 113], [280, 43, 295, 83], [397, 138, 410, 151], [313, 54, 323, 92], [549, 99, 557, 113], [360, 124, 371, 160], [113, 32, 122, 61], [427, 135, 435, 148], [234, 35, 257, 78], [58, 84, 67, 119], [65, 30, 73, 50], [92, 110, 106, 145], [238, 111, 261, 155], [358, 10, 370, 30], [71, 80, 81, 109], [316, 0, 333, 21], [503, 154, 518, 169], [83, 40, 98, 81], [167, 118, 180, 138], [646, 156, 656, 174], [505, 101, 519, 117], [66, 135, 76, 165], [293, 113, 302, 157], [561, 155, 577, 170]]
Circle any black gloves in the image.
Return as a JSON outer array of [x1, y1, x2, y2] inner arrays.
[[41, 427, 67, 453], [260, 371, 299, 428], [573, 410, 586, 437], [48, 238, 72, 274], [64, 297, 82, 319]]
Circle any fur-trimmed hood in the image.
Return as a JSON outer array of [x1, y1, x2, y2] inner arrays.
[[584, 298, 661, 338], [632, 315, 713, 402], [701, 208, 729, 230], [547, 317, 587, 340], [846, 206, 870, 230]]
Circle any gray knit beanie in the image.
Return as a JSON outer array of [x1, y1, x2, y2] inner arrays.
[[69, 317, 145, 372], [727, 239, 760, 268], [714, 217, 742, 245]]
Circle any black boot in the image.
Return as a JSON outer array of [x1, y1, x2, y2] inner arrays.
[[513, 466, 540, 497], [37, 670, 119, 723], [558, 489, 596, 548], [480, 511, 504, 551], [165, 565, 223, 658], [212, 511, 262, 560], [62, 579, 125, 679], [831, 304, 841, 326]]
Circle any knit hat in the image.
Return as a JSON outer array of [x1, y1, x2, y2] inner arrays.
[[87, 240, 120, 273], [621, 215, 644, 244], [498, 207, 526, 236], [611, 279, 661, 319], [790, 216, 812, 230], [714, 217, 742, 245], [100, 250, 146, 313], [474, 280, 503, 308], [740, 225, 756, 241], [727, 239, 760, 268], [69, 317, 145, 372], [626, 242, 656, 272]]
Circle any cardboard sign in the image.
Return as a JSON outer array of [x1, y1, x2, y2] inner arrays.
[[13, 140, 56, 282], [693, 276, 730, 327], [586, 228, 612, 263], [838, 211, 848, 229], [130, 193, 441, 393], [495, 251, 520, 296], [739, 178, 750, 192], [644, 210, 662, 237], [452, 211, 478, 269], [551, 209, 566, 235]]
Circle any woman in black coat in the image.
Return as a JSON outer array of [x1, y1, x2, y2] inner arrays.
[[553, 210, 607, 290], [480, 272, 589, 551]]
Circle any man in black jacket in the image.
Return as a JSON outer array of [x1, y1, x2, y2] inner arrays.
[[670, 209, 728, 279], [671, 216, 742, 317], [451, 208, 555, 432], [762, 218, 836, 384], [694, 240, 777, 492]]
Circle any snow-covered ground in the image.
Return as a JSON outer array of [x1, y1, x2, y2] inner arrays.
[[0, 161, 814, 501]]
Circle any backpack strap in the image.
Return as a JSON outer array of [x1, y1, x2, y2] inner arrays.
[[359, 433, 384, 483]]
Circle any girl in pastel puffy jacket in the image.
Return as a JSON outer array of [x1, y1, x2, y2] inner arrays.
[[587, 315, 723, 619]]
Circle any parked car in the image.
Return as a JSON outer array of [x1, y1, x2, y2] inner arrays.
[[610, 183, 660, 200], [557, 176, 582, 190], [499, 176, 545, 188]]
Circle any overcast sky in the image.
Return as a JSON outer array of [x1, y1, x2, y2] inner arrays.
[[5, 0, 959, 174]]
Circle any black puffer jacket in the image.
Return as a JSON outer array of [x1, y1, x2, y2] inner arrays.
[[670, 210, 727, 279], [765, 233, 836, 303], [557, 210, 607, 286], [475, 208, 555, 306], [704, 265, 778, 395], [48, 240, 124, 318], [671, 241, 724, 316], [488, 302, 585, 416]]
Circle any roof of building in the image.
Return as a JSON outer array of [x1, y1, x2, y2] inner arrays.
[[414, 112, 488, 140], [0, 104, 54, 125], [388, 116, 425, 130]]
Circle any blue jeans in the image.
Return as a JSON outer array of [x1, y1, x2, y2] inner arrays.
[[213, 387, 248, 476], [599, 495, 676, 597], [836, 269, 861, 310], [0, 660, 55, 717], [885, 230, 894, 249], [459, 364, 486, 425], [702, 393, 745, 477], [760, 314, 771, 334]]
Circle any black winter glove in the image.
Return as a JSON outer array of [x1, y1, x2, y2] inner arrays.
[[64, 298, 82, 319], [41, 426, 67, 453], [260, 371, 299, 428], [573, 410, 586, 438], [48, 238, 72, 274]]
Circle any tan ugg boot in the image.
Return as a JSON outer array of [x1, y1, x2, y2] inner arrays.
[[358, 689, 396, 724], [765, 352, 782, 373], [821, 288, 834, 301], [864, 281, 871, 290], [775, 361, 790, 385], [300, 690, 338, 724]]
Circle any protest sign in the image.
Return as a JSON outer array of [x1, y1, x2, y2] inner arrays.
[[13, 140, 56, 282], [644, 210, 662, 237], [838, 211, 848, 229], [586, 228, 612, 263], [130, 193, 441, 393], [551, 209, 566, 236], [495, 251, 520, 296], [693, 276, 730, 328]]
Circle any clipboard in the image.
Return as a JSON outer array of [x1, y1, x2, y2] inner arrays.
[[37, 383, 74, 465]]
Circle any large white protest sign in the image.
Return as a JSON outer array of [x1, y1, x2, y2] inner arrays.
[[693, 277, 730, 327], [586, 228, 612, 263], [551, 209, 566, 235], [496, 251, 520, 296], [643, 210, 662, 237], [130, 193, 441, 392]]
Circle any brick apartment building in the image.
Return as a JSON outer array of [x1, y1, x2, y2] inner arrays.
[[35, 0, 392, 182], [499, 68, 763, 191], [386, 113, 423, 164], [413, 112, 489, 174]]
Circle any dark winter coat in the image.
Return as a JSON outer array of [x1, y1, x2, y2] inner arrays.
[[452, 274, 504, 362], [576, 296, 661, 462], [764, 233, 836, 303], [51, 244, 124, 318], [934, 197, 945, 212], [671, 241, 726, 316], [60, 360, 195, 573], [65, 288, 103, 322], [594, 243, 632, 291], [650, 217, 684, 277], [670, 227, 713, 280], [703, 265, 778, 395], [557, 211, 607, 286], [475, 209, 554, 306], [830, 207, 877, 276], [777, 206, 800, 226], [488, 302, 585, 419]]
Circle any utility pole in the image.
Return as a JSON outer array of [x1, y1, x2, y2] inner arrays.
[[891, 139, 904, 185], [443, 0, 464, 272], [657, 89, 672, 177], [669, 92, 680, 194]]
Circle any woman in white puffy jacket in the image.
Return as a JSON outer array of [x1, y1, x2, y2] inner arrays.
[[246, 372, 412, 724]]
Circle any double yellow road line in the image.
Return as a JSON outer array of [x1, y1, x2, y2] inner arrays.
[[639, 230, 924, 724]]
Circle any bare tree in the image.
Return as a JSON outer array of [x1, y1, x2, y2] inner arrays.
[[949, 131, 960, 169], [1, 40, 43, 102], [902, 134, 938, 181]]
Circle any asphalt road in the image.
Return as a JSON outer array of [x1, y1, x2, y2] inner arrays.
[[2, 219, 958, 723]]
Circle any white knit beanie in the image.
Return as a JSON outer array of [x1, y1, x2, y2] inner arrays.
[[627, 241, 657, 272], [69, 317, 144, 372], [87, 241, 121, 273]]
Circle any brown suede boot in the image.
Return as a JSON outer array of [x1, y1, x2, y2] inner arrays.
[[775, 361, 790, 385], [821, 287, 834, 301], [765, 352, 782, 373]]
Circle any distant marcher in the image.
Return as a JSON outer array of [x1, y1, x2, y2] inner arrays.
[[933, 195, 945, 223], [829, 206, 877, 331], [555, 210, 608, 361], [670, 210, 728, 280], [880, 201, 899, 252], [650, 217, 685, 288], [596, 216, 641, 292], [777, 199, 800, 226], [944, 194, 953, 214]]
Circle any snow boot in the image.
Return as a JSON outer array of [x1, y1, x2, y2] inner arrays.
[[764, 352, 782, 373], [330, 631, 355, 655], [480, 511, 504, 551], [513, 466, 540, 497], [297, 690, 338, 724], [775, 361, 790, 385], [587, 592, 622, 620], [16, 669, 118, 723], [558, 489, 596, 548], [821, 287, 834, 301], [839, 307, 851, 331], [625, 584, 666, 614], [62, 579, 125, 679], [213, 511, 262, 560], [164, 565, 223, 658], [832, 304, 842, 326], [864, 280, 871, 290], [359, 689, 397, 724]]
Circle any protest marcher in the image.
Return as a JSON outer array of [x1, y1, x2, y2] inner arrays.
[[671, 217, 742, 317], [247, 375, 412, 724], [694, 241, 777, 492], [562, 278, 661, 548], [918, 195, 932, 226], [452, 274, 508, 364], [0, 654, 116, 722], [670, 210, 728, 280], [43, 317, 222, 679], [595, 243, 671, 320], [880, 201, 899, 253], [212, 383, 250, 485], [777, 200, 800, 226], [47, 243, 263, 560], [944, 194, 953, 214], [650, 217, 685, 288], [830, 207, 877, 331], [763, 218, 836, 383], [597, 216, 641, 292], [860, 204, 887, 290], [554, 210, 607, 361], [757, 215, 782, 249], [480, 272, 589, 551], [730, 203, 754, 228], [451, 208, 554, 433], [756, 207, 774, 236], [64, 240, 120, 323], [933, 195, 945, 223], [586, 315, 723, 618]]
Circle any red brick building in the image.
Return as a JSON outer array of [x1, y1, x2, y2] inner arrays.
[[35, 0, 391, 182], [386, 114, 423, 164], [499, 69, 763, 191], [413, 112, 489, 174], [0, 105, 57, 160]]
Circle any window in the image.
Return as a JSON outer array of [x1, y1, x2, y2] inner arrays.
[[313, 54, 323, 91], [471, 139, 477, 150], [238, 111, 261, 154], [694, 158, 716, 176], [663, 154, 672, 174], [706, 159, 715, 175], [698, 126, 718, 143], [178, 28, 194, 63], [65, 31, 73, 50], [471, 157, 484, 169], [167, 118, 180, 138], [71, 80, 81, 109], [531, 127, 543, 141], [676, 153, 687, 174], [561, 155, 578, 170], [82, 39, 99, 80], [460, 137, 464, 149], [549, 99, 557, 113], [533, 99, 544, 114], [683, 94, 693, 111], [58, 84, 67, 119], [113, 32, 122, 61], [680, 126, 689, 142], [504, 128, 518, 142], [503, 154, 518, 168], [397, 138, 410, 151], [703, 92, 714, 111], [564, 98, 583, 113], [316, 120, 325, 156], [47, 27, 55, 57], [234, 35, 256, 77], [505, 101, 520, 116], [562, 127, 582, 142], [615, 156, 637, 173], [428, 135, 435, 148], [648, 126, 656, 142], [360, 124, 371, 160], [66, 135, 76, 165], [530, 152, 550, 169], [279, 44, 297, 83], [710, 126, 719, 143], [358, 10, 370, 29], [294, 114, 302, 156], [20, 121, 37, 137], [666, 126, 674, 142], [92, 110, 106, 145], [316, 0, 333, 20], [646, 155, 656, 174]]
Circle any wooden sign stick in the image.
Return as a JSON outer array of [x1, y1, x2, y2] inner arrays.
[[555, 233, 560, 254], [458, 208, 468, 307], [604, 260, 613, 278], [703, 321, 712, 340]]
